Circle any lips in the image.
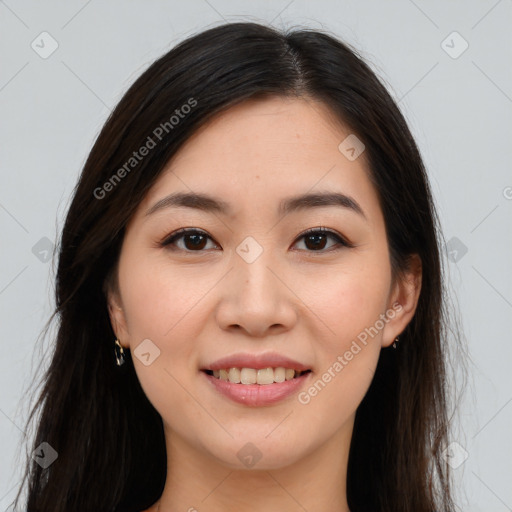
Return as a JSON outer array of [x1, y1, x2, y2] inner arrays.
[[201, 370, 311, 406], [200, 352, 312, 406]]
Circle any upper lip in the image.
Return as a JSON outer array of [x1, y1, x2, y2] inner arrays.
[[202, 352, 311, 371]]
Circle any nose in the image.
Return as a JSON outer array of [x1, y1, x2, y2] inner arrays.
[[215, 249, 298, 338]]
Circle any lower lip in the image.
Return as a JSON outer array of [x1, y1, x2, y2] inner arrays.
[[201, 370, 311, 407]]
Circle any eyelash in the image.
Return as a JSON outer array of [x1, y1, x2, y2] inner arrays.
[[160, 227, 354, 253]]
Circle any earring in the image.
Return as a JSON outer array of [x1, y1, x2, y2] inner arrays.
[[114, 339, 125, 366], [392, 336, 399, 349]]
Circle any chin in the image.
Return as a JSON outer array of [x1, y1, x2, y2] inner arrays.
[[204, 435, 306, 471]]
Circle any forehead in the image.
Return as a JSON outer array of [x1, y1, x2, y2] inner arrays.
[[172, 95, 353, 172], [137, 96, 382, 224]]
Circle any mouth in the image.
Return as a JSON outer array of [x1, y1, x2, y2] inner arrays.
[[201, 367, 313, 406], [201, 367, 312, 385]]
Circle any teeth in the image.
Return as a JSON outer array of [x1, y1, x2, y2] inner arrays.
[[274, 367, 286, 383], [241, 368, 257, 384], [228, 367, 241, 383], [209, 367, 306, 384], [257, 367, 274, 385]]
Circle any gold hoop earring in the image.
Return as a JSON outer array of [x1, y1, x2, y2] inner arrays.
[[114, 339, 125, 366]]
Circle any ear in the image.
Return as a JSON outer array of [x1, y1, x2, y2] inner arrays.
[[382, 254, 422, 348], [106, 288, 130, 349]]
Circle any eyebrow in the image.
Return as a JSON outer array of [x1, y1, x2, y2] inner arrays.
[[145, 191, 366, 219]]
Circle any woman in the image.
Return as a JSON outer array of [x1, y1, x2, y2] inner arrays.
[[14, 22, 459, 512]]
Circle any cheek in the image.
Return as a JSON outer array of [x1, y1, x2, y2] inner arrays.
[[295, 255, 390, 410], [117, 257, 210, 424], [302, 258, 391, 346], [294, 269, 388, 429], [118, 253, 212, 343]]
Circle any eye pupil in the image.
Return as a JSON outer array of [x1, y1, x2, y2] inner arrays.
[[185, 234, 207, 250], [305, 233, 327, 250]]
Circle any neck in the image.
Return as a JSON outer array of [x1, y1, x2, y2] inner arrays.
[[154, 417, 354, 512]]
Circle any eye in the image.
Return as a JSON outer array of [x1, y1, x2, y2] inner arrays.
[[292, 227, 353, 252], [160, 227, 352, 253], [160, 228, 219, 252]]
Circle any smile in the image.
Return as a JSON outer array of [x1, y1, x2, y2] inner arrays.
[[203, 367, 311, 385], [201, 369, 312, 407]]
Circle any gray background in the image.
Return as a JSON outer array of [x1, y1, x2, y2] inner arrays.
[[1, 1, 511, 510]]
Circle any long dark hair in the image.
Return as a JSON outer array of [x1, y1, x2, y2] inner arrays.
[[13, 22, 460, 512]]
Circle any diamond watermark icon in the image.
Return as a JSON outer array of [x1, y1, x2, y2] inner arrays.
[[237, 442, 263, 468], [445, 236, 468, 263], [32, 237, 54, 263], [32, 442, 58, 469], [31, 32, 59, 59], [338, 134, 365, 161], [441, 31, 469, 59], [441, 441, 469, 469], [133, 338, 161, 366], [236, 236, 263, 264]]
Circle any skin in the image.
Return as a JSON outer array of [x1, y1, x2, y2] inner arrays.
[[108, 96, 422, 512]]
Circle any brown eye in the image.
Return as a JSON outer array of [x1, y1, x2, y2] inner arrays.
[[161, 229, 218, 252], [161, 227, 352, 253], [182, 233, 208, 250], [293, 228, 352, 252], [304, 232, 329, 250]]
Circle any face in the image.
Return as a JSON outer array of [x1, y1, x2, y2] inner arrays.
[[108, 96, 420, 471]]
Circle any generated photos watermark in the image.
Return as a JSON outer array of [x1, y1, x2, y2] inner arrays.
[[298, 302, 403, 405], [93, 97, 197, 200]]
